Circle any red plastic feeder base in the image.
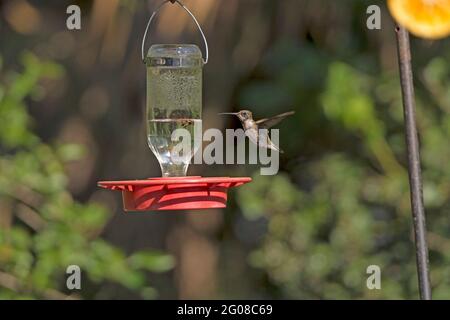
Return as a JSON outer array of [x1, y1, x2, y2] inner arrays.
[[97, 176, 251, 211]]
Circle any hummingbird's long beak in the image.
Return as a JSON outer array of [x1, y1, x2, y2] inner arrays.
[[218, 112, 238, 115]]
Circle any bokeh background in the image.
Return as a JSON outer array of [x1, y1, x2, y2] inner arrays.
[[0, 0, 449, 299]]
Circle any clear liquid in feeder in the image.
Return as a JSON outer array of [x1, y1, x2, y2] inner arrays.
[[146, 44, 203, 177]]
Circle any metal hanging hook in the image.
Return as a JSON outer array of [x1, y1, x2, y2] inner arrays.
[[141, 0, 209, 64]]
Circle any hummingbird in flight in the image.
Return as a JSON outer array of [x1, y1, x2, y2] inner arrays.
[[219, 109, 295, 153]]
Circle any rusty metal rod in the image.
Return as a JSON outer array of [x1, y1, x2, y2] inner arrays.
[[395, 26, 432, 300]]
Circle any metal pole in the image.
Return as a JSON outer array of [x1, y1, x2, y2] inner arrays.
[[395, 26, 432, 300]]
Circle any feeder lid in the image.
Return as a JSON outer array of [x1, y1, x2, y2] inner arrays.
[[98, 176, 251, 211], [146, 44, 203, 67]]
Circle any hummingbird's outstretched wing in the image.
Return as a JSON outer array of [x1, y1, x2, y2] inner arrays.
[[255, 111, 295, 129]]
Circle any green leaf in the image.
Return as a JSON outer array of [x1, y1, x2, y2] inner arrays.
[[128, 251, 175, 272], [56, 144, 86, 162]]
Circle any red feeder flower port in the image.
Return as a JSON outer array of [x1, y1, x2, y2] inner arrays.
[[98, 177, 251, 211], [97, 1, 251, 211]]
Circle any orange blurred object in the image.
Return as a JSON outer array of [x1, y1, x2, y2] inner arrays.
[[388, 0, 450, 39], [4, 0, 41, 34]]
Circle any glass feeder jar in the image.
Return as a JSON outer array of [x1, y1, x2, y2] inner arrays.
[[146, 45, 203, 177], [142, 1, 208, 177]]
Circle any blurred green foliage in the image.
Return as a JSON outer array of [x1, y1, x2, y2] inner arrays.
[[0, 53, 173, 299], [237, 41, 450, 299]]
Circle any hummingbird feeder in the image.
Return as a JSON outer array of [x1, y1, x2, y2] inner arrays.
[[98, 0, 251, 211]]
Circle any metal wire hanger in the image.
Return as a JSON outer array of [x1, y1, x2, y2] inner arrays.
[[141, 0, 209, 64]]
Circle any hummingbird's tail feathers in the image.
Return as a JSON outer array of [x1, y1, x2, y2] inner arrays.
[[269, 143, 284, 154]]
